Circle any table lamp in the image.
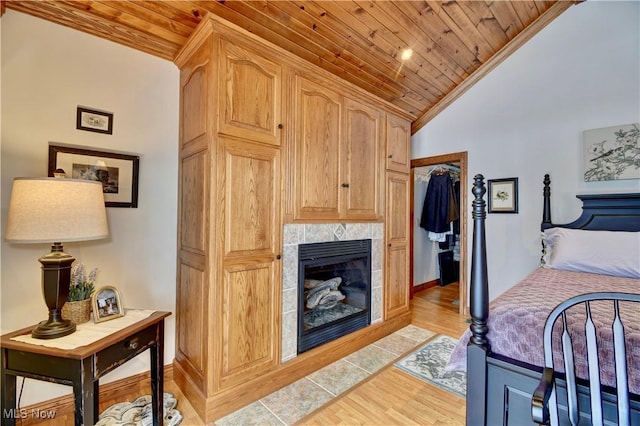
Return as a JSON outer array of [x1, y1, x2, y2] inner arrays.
[[5, 178, 109, 339]]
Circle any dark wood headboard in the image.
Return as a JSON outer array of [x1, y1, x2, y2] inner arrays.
[[541, 174, 640, 232]]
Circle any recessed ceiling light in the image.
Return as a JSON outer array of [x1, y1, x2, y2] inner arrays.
[[400, 48, 413, 61]]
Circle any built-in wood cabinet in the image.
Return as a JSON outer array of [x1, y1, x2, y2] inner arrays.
[[216, 136, 281, 389], [385, 114, 411, 172], [175, 19, 283, 420], [293, 77, 382, 221], [383, 112, 410, 319], [217, 38, 282, 146], [384, 171, 410, 319], [342, 97, 383, 220], [175, 14, 413, 423], [293, 76, 342, 220]]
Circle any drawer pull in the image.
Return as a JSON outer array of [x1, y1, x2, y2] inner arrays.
[[127, 339, 139, 350]]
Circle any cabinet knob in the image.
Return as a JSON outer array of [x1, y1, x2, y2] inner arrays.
[[388, 154, 393, 158], [341, 183, 350, 188], [276, 254, 282, 260], [127, 339, 139, 350], [277, 124, 283, 129]]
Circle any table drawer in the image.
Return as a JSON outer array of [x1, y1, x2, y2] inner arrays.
[[96, 325, 157, 376]]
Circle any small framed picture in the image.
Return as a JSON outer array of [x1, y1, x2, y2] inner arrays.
[[76, 106, 113, 134], [92, 286, 124, 323], [488, 177, 518, 214], [48, 143, 139, 208]]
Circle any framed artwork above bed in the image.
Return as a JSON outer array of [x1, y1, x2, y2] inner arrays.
[[583, 122, 640, 182]]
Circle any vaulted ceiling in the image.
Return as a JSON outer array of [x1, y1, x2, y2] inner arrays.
[[3, 1, 578, 133]]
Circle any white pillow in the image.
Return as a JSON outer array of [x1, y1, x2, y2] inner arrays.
[[542, 228, 640, 279]]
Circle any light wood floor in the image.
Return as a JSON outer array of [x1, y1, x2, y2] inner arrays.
[[299, 282, 469, 425], [28, 283, 469, 425]]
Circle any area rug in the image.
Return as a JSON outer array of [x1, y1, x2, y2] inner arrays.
[[96, 392, 183, 426], [394, 334, 466, 397]]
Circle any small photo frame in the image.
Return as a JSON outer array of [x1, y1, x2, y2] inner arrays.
[[488, 177, 518, 214], [76, 106, 113, 134], [92, 286, 124, 323], [48, 144, 139, 208]]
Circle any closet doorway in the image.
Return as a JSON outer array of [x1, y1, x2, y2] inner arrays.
[[410, 152, 467, 315]]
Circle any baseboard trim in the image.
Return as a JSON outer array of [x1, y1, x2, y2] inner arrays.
[[413, 278, 439, 293], [15, 365, 174, 426]]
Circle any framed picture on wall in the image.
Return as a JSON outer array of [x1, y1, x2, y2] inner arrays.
[[583, 123, 640, 182], [48, 143, 140, 208], [76, 106, 113, 134], [488, 177, 518, 214]]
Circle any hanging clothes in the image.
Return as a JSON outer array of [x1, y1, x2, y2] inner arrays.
[[420, 172, 459, 236], [452, 179, 461, 236]]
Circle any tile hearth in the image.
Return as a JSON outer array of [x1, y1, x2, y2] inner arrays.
[[215, 325, 436, 426]]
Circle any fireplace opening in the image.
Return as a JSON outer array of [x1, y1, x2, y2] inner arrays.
[[297, 239, 371, 354]]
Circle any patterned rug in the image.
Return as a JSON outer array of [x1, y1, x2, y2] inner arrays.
[[394, 334, 466, 397], [96, 392, 183, 426]]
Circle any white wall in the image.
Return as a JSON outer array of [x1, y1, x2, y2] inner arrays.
[[1, 10, 179, 405], [412, 1, 640, 300]]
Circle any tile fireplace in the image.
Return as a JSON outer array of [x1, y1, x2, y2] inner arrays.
[[281, 223, 383, 362]]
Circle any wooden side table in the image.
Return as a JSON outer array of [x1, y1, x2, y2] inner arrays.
[[1, 310, 170, 426]]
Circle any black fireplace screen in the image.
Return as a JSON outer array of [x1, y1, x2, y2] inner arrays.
[[297, 239, 371, 354]]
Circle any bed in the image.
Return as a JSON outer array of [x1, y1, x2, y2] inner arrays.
[[459, 174, 640, 425]]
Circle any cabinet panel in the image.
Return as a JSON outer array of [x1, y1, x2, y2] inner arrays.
[[385, 245, 410, 319], [221, 139, 280, 257], [180, 151, 208, 253], [343, 97, 382, 220], [182, 66, 208, 145], [385, 114, 410, 172], [294, 77, 342, 220], [384, 172, 410, 319], [177, 261, 207, 377], [218, 38, 282, 146], [219, 261, 278, 388], [216, 137, 281, 389], [386, 172, 409, 243]]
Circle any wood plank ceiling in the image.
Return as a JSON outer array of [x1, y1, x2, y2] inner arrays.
[[3, 0, 577, 132]]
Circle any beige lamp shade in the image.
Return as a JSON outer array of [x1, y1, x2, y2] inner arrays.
[[5, 178, 109, 243]]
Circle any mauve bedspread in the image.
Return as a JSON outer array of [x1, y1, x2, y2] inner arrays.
[[446, 267, 640, 394]]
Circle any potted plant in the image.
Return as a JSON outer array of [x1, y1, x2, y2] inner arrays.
[[61, 264, 98, 324]]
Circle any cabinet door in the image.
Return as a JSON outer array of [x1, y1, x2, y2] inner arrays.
[[293, 76, 342, 220], [343, 97, 382, 220], [218, 38, 282, 146], [386, 114, 410, 172], [384, 171, 410, 319], [216, 137, 281, 389]]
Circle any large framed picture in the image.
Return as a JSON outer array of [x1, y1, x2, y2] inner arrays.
[[48, 144, 139, 208], [92, 286, 124, 323], [488, 177, 518, 214], [76, 106, 113, 134]]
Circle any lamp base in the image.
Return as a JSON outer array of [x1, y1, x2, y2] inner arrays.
[[32, 243, 77, 339], [32, 318, 76, 339]]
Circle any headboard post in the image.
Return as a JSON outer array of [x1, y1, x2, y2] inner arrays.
[[542, 174, 552, 229], [466, 174, 490, 425]]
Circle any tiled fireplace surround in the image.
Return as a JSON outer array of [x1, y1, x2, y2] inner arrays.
[[281, 223, 384, 362]]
